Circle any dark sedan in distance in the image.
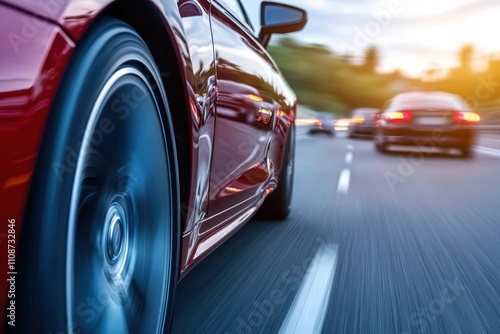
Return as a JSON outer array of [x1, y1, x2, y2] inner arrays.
[[0, 0, 306, 332], [348, 108, 379, 138], [308, 112, 335, 136], [375, 92, 480, 157]]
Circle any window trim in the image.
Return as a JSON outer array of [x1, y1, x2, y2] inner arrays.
[[212, 0, 255, 33]]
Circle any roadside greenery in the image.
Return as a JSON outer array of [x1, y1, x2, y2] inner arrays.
[[269, 38, 500, 118]]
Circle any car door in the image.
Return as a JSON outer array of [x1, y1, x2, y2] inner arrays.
[[176, 0, 217, 231], [203, 0, 284, 231]]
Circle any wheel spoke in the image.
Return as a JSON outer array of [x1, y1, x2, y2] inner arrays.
[[94, 299, 129, 334], [122, 278, 146, 328]]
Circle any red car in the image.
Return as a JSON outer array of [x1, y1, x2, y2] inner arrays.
[[0, 0, 306, 332]]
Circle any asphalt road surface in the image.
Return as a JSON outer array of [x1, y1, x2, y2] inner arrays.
[[172, 129, 500, 334]]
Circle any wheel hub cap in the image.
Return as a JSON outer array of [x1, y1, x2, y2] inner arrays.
[[107, 212, 124, 263], [103, 200, 130, 283]]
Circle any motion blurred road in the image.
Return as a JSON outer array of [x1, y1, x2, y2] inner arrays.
[[172, 122, 500, 333]]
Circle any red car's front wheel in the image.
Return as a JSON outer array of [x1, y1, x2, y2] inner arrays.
[[18, 18, 179, 333]]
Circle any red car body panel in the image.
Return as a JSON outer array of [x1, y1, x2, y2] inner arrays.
[[0, 3, 75, 313], [1, 0, 114, 41], [180, 1, 296, 272], [0, 0, 296, 317]]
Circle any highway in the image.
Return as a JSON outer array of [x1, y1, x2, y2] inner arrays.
[[172, 128, 500, 334]]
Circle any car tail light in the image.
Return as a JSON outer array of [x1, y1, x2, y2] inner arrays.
[[351, 117, 365, 124], [248, 94, 264, 102], [454, 111, 480, 123], [313, 118, 323, 129], [386, 110, 412, 123]]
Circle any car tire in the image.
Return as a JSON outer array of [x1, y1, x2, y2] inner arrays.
[[375, 130, 388, 153], [17, 18, 179, 334], [255, 124, 295, 220], [459, 145, 473, 159], [375, 141, 387, 153]]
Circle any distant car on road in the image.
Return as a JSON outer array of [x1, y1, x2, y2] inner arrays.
[[308, 112, 335, 136], [348, 108, 379, 138], [375, 92, 480, 157], [334, 118, 351, 131]]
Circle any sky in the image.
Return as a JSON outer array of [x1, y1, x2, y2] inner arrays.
[[241, 0, 500, 78]]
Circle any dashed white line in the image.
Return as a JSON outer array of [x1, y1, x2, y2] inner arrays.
[[337, 169, 350, 194], [345, 152, 353, 164], [347, 144, 353, 150], [480, 138, 500, 143], [278, 244, 339, 334], [296, 135, 312, 142], [475, 146, 500, 158]]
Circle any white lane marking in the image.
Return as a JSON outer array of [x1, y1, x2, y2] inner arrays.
[[347, 144, 353, 150], [278, 244, 339, 334], [296, 135, 312, 142], [475, 146, 500, 158], [337, 169, 350, 194], [480, 138, 500, 143], [345, 152, 353, 165]]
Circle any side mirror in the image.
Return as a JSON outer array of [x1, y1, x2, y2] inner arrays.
[[258, 2, 307, 48]]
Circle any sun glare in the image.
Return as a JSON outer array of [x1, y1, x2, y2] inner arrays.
[[400, 0, 474, 17], [379, 1, 500, 76]]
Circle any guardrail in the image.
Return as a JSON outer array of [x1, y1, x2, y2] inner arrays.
[[476, 125, 500, 132], [296, 122, 500, 130]]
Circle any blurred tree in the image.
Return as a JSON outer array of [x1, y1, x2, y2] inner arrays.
[[268, 38, 416, 115], [341, 52, 353, 65], [424, 63, 438, 82], [459, 44, 474, 73], [362, 46, 379, 73], [269, 38, 500, 117]]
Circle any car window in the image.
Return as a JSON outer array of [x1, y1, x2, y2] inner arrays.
[[458, 96, 473, 111], [352, 108, 377, 117], [215, 0, 254, 31], [394, 95, 465, 110], [382, 100, 392, 111]]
